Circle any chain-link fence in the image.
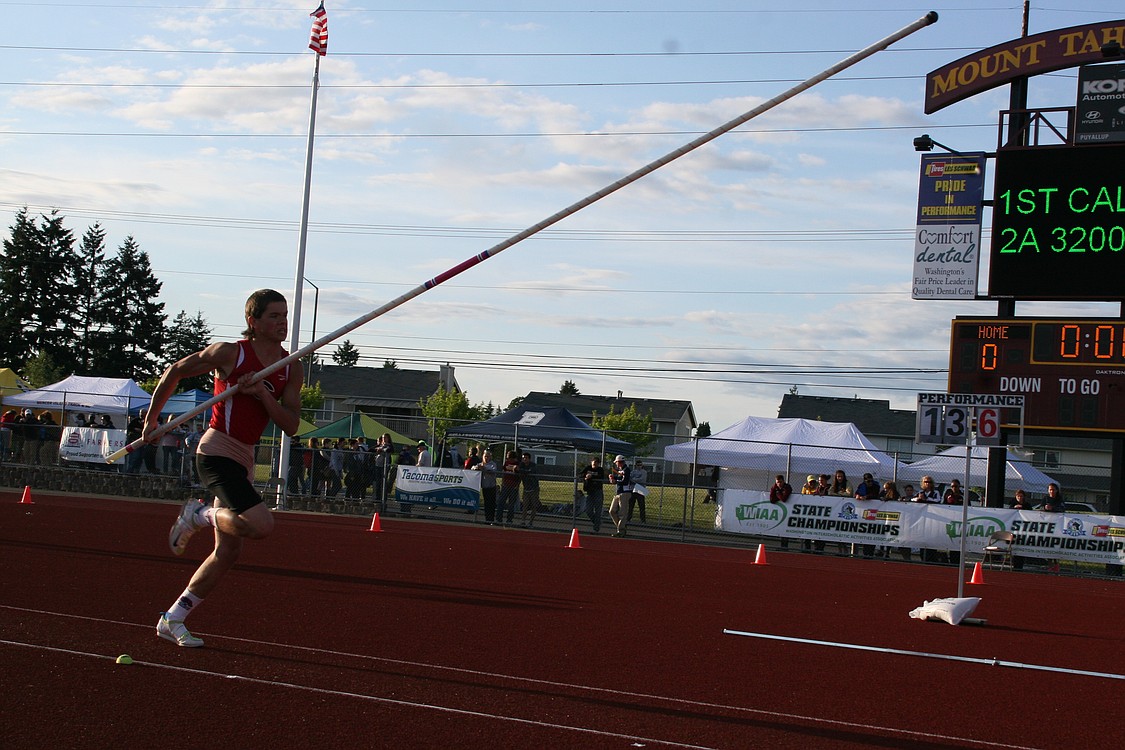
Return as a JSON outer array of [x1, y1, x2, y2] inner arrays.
[[2, 411, 1117, 543]]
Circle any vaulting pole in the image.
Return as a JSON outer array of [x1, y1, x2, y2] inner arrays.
[[107, 12, 939, 464]]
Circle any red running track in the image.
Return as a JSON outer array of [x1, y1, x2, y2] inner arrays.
[[2, 491, 1123, 749]]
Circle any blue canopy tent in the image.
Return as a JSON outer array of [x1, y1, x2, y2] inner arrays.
[[160, 389, 212, 417], [446, 404, 633, 455]]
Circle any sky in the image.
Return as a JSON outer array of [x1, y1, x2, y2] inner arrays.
[[2, 1, 1122, 431]]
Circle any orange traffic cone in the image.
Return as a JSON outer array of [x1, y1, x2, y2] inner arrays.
[[754, 543, 768, 565], [968, 561, 984, 585], [18, 485, 33, 505], [367, 512, 383, 532], [566, 528, 582, 549]]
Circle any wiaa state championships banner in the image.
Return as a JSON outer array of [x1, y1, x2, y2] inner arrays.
[[395, 465, 481, 511], [719, 491, 1125, 566], [58, 426, 127, 463]]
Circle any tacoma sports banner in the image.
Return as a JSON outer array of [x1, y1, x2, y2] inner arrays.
[[58, 426, 127, 463], [395, 465, 481, 511], [718, 491, 1125, 566]]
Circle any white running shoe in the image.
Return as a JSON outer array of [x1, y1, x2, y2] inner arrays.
[[168, 500, 205, 556], [156, 612, 204, 648]]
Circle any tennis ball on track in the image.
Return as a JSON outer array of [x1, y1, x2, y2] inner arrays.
[[116, 654, 134, 665]]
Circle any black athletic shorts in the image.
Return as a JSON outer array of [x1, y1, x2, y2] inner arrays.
[[196, 454, 262, 514]]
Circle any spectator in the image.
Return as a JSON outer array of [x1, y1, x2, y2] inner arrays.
[[881, 481, 906, 559], [36, 411, 60, 465], [159, 415, 184, 475], [943, 479, 967, 563], [853, 472, 880, 557], [498, 450, 520, 526], [463, 445, 481, 470], [474, 449, 499, 524], [415, 441, 432, 468], [769, 473, 793, 549], [582, 456, 606, 533], [628, 458, 648, 524], [1010, 488, 1030, 570], [914, 477, 940, 503], [287, 438, 305, 494], [1041, 482, 1065, 513], [392, 442, 413, 513], [608, 455, 632, 537], [1041, 483, 1064, 573], [829, 469, 852, 497], [914, 476, 942, 563], [942, 479, 965, 506], [518, 452, 541, 528], [326, 438, 344, 498], [800, 474, 818, 495], [805, 473, 831, 553]]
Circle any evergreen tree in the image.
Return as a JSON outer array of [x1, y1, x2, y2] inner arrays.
[[382, 359, 398, 369], [0, 208, 40, 365], [94, 236, 166, 380], [560, 379, 580, 395], [0, 208, 79, 371], [163, 310, 213, 391], [74, 222, 108, 373], [696, 422, 711, 438], [333, 339, 360, 367]]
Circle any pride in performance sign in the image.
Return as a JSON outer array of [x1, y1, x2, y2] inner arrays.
[[395, 466, 481, 510], [912, 152, 987, 300]]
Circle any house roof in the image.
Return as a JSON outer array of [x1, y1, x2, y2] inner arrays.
[[522, 391, 695, 426], [777, 393, 915, 438], [308, 364, 456, 406]]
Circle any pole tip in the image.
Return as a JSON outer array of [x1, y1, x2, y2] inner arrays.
[[925, 11, 939, 24]]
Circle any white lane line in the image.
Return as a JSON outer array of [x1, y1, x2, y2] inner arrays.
[[723, 628, 1125, 681], [1, 639, 717, 750], [1, 605, 1043, 749]]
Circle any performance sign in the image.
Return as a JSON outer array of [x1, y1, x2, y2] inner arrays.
[[915, 392, 1019, 445], [988, 144, 1125, 300], [717, 493, 1125, 566], [395, 465, 481, 510], [912, 153, 986, 300], [1074, 62, 1125, 145]]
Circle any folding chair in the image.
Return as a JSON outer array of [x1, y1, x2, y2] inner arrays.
[[981, 530, 1014, 571]]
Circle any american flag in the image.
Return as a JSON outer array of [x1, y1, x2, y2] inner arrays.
[[309, 2, 328, 56]]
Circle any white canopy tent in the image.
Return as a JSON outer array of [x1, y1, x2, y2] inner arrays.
[[663, 416, 902, 483], [900, 445, 1058, 493], [2, 375, 151, 417]]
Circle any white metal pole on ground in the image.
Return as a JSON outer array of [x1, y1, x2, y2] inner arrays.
[[957, 423, 972, 598], [107, 12, 940, 464]]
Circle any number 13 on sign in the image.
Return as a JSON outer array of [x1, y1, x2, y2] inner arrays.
[[916, 405, 1000, 445]]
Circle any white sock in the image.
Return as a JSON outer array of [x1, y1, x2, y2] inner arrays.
[[166, 588, 203, 622], [198, 505, 217, 527]]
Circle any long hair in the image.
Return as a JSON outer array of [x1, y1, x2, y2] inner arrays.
[[242, 289, 286, 338]]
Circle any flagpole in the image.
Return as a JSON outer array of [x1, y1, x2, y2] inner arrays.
[[278, 40, 323, 508]]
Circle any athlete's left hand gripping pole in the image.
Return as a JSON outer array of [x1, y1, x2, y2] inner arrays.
[[107, 11, 938, 464]]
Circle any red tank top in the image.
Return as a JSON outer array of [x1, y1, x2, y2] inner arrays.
[[209, 340, 290, 445]]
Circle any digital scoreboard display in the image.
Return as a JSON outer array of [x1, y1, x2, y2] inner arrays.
[[988, 145, 1125, 301], [948, 318, 1125, 433]]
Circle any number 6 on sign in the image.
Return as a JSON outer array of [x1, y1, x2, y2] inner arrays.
[[976, 407, 1000, 446]]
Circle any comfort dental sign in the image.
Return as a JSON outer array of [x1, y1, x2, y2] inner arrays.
[[925, 19, 1125, 114]]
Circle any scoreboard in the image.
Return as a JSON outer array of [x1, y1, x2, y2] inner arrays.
[[948, 318, 1125, 433], [988, 145, 1125, 301]]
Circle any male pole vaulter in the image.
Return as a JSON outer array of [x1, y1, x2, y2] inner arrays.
[[142, 289, 304, 647]]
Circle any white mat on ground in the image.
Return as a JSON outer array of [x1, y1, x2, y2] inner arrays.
[[908, 597, 981, 625]]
